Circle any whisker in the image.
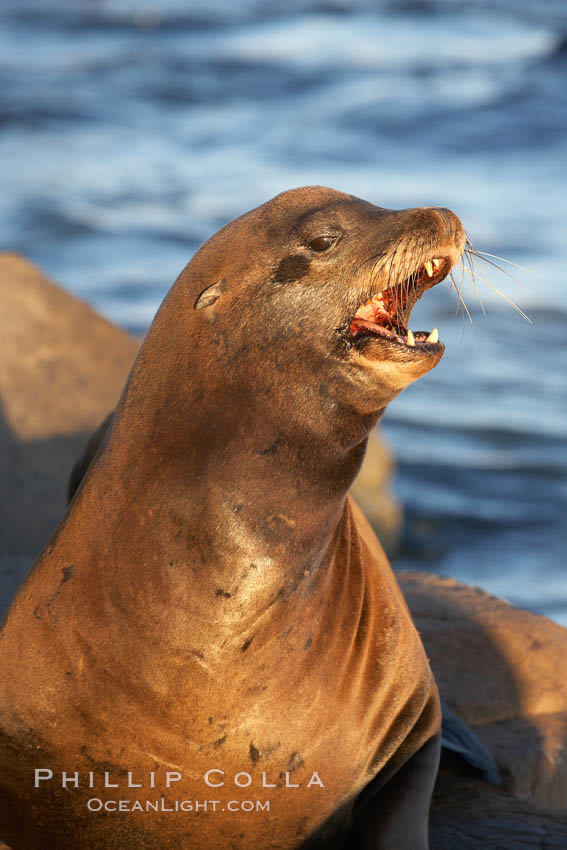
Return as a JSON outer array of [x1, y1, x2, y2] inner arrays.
[[355, 250, 386, 275], [465, 249, 527, 286], [450, 268, 463, 321], [469, 248, 534, 275], [449, 272, 463, 322], [386, 241, 402, 293], [399, 243, 413, 329], [460, 265, 532, 323], [459, 259, 486, 316], [464, 235, 532, 288], [449, 271, 476, 336]]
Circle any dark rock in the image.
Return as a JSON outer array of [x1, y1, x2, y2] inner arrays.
[[0, 253, 138, 611], [399, 571, 567, 846]]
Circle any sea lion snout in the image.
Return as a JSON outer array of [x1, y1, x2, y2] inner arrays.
[[407, 205, 467, 267]]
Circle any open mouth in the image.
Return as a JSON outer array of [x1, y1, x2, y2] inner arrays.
[[347, 257, 450, 352]]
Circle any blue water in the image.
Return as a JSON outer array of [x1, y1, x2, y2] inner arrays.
[[1, 1, 566, 622]]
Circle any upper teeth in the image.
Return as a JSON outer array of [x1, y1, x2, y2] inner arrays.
[[424, 258, 442, 278]]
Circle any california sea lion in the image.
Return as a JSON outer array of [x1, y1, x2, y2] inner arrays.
[[0, 187, 465, 849]]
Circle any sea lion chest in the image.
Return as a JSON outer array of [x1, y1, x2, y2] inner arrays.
[[0, 500, 432, 850]]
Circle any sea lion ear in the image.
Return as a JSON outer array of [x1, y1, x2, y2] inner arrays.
[[194, 279, 227, 311]]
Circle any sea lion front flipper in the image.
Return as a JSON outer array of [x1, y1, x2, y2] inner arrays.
[[350, 733, 441, 850], [440, 702, 500, 785]]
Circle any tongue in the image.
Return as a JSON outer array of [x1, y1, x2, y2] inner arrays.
[[349, 310, 405, 337], [348, 317, 407, 345], [351, 290, 403, 331]]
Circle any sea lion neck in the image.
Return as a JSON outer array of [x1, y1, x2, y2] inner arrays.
[[60, 184, 465, 630], [87, 321, 377, 594], [53, 279, 379, 635], [63, 399, 371, 639]]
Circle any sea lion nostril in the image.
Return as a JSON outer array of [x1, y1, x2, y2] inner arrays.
[[432, 207, 467, 249], [433, 207, 453, 236]]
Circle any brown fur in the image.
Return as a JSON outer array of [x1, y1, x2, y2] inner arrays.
[[0, 187, 465, 849]]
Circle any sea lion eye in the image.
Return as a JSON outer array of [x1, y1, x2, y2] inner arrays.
[[309, 236, 336, 252]]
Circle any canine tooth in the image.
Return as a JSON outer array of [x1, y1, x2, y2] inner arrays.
[[432, 258, 442, 271], [424, 261, 434, 278], [407, 329, 415, 346], [426, 328, 439, 343]]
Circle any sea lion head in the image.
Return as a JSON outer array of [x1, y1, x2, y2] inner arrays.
[[122, 186, 466, 456]]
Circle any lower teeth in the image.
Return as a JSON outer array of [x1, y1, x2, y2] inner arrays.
[[406, 328, 439, 346]]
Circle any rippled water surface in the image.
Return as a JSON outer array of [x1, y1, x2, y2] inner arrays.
[[1, 0, 566, 621]]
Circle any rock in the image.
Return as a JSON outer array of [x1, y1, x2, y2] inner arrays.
[[351, 428, 402, 555], [399, 571, 567, 846], [0, 254, 138, 447], [0, 253, 138, 611], [430, 780, 567, 849]]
